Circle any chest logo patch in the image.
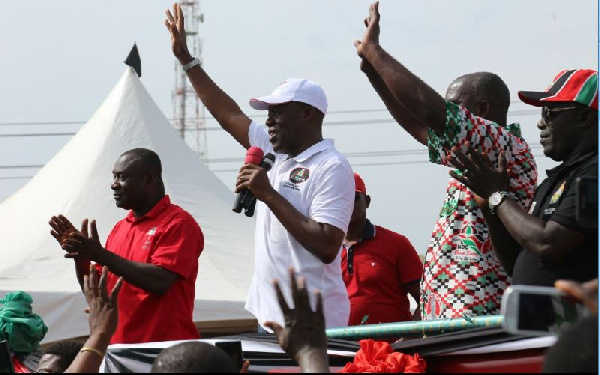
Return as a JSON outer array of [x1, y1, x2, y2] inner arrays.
[[550, 181, 566, 204], [290, 167, 310, 184]]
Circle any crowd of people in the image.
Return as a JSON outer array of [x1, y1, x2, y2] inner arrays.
[[2, 0, 595, 373]]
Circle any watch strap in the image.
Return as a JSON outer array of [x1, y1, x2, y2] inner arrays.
[[182, 57, 201, 72]]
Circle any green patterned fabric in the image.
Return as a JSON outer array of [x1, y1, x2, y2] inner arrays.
[[420, 100, 538, 321], [0, 292, 48, 352]]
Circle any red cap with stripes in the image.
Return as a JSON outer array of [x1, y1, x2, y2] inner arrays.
[[518, 69, 598, 110]]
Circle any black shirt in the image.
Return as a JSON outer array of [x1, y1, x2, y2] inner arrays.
[[512, 151, 598, 286]]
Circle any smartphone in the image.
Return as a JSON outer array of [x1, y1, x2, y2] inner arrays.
[[0, 341, 13, 374], [502, 285, 590, 336], [215, 341, 244, 371], [576, 176, 597, 228]]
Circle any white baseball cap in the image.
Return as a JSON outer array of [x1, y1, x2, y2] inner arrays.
[[249, 78, 328, 115]]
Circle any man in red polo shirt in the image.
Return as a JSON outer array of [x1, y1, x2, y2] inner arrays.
[[49, 148, 203, 343], [341, 173, 423, 325]]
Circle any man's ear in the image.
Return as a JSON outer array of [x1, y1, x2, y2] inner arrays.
[[302, 106, 315, 122], [579, 108, 598, 129], [145, 172, 158, 186], [478, 100, 491, 119], [365, 195, 371, 209]]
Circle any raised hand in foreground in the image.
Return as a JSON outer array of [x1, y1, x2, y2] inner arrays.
[[264, 268, 329, 373], [65, 265, 123, 373]]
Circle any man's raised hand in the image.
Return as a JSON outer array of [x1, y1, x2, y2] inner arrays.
[[263, 268, 329, 372], [355, 2, 381, 58], [165, 3, 192, 63]]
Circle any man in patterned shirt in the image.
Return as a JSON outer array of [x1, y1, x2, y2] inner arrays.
[[355, 2, 537, 319]]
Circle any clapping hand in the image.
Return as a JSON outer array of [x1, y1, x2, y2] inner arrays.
[[62, 219, 105, 262], [264, 268, 329, 373], [49, 215, 78, 247], [449, 143, 510, 201]]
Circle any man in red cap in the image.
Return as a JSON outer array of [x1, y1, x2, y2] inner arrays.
[[341, 173, 423, 325], [451, 69, 598, 286]]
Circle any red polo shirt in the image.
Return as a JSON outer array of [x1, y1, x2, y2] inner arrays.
[[99, 195, 203, 344], [341, 220, 423, 326]]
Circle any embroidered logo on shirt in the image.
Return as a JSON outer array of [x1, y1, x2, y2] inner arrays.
[[550, 181, 566, 204], [424, 293, 446, 320], [143, 227, 157, 249], [289, 167, 310, 184]]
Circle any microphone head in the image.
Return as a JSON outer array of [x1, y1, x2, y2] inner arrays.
[[262, 153, 276, 171], [244, 147, 264, 165]]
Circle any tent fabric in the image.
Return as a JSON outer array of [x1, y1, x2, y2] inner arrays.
[[0, 68, 256, 343]]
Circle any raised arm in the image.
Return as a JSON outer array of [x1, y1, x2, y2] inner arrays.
[[65, 266, 123, 373], [356, 2, 446, 135], [165, 3, 251, 148], [360, 59, 429, 144]]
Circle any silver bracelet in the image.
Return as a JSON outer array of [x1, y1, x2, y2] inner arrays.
[[182, 57, 201, 72]]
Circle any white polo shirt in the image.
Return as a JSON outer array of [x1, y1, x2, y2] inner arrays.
[[245, 121, 354, 329]]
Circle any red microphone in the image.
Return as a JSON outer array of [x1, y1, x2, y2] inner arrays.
[[244, 146, 264, 166], [233, 147, 264, 213]]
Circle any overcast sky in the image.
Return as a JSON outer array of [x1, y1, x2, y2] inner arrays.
[[0, 0, 597, 253]]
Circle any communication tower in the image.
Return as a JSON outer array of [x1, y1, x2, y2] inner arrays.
[[172, 1, 207, 160]]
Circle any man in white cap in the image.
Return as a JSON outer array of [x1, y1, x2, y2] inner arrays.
[[165, 4, 354, 331]]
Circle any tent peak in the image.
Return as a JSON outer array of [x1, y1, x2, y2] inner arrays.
[[124, 43, 141, 77]]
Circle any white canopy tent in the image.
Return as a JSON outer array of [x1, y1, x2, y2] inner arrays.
[[0, 68, 257, 343]]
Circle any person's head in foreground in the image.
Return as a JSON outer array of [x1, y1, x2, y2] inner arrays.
[[36, 340, 83, 373], [150, 342, 238, 373]]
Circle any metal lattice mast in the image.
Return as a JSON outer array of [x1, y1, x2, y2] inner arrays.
[[172, 0, 207, 160]]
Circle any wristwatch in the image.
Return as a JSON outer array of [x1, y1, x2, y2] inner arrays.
[[182, 57, 201, 72], [488, 191, 510, 214]]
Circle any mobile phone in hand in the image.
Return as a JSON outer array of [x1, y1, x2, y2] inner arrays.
[[215, 340, 244, 371], [501, 285, 590, 336]]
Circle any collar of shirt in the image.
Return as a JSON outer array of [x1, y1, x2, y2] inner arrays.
[[546, 150, 598, 179], [284, 139, 335, 163], [125, 195, 171, 223]]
